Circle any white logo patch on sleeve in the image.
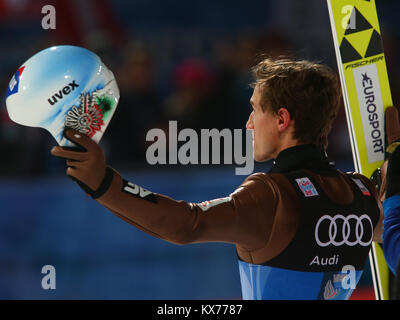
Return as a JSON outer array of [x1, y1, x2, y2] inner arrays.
[[351, 178, 371, 196], [122, 180, 158, 203], [296, 177, 319, 197], [197, 197, 232, 212]]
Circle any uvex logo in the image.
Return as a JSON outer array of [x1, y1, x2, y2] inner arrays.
[[48, 80, 79, 106]]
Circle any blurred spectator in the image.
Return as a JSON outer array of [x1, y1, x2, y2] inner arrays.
[[163, 59, 218, 130], [0, 109, 51, 176], [229, 36, 258, 129], [382, 32, 400, 109], [255, 30, 294, 58], [216, 31, 295, 129], [326, 102, 353, 166], [103, 44, 167, 168], [0, 0, 42, 21]]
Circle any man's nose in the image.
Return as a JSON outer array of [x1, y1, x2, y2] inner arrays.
[[246, 112, 254, 129]]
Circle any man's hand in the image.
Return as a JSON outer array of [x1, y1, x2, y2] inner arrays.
[[383, 107, 400, 199], [50, 129, 113, 198]]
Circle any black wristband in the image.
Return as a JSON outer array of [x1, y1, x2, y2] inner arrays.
[[69, 166, 114, 199], [92, 166, 115, 199]]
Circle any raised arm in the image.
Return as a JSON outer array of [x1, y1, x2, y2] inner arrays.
[[50, 129, 277, 250]]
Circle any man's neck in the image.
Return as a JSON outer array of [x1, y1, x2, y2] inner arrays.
[[269, 144, 335, 174], [272, 138, 301, 160]]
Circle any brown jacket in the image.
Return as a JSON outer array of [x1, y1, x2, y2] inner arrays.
[[97, 144, 384, 265]]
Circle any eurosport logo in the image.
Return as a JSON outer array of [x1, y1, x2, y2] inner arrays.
[[315, 214, 373, 247], [353, 63, 385, 164], [6, 66, 25, 98]]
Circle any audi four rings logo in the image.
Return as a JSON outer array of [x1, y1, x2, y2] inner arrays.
[[315, 214, 373, 247]]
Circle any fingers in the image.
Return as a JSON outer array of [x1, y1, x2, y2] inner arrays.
[[51, 129, 101, 160], [51, 146, 89, 161], [66, 159, 86, 168], [66, 166, 76, 177], [66, 167, 86, 185], [63, 129, 97, 152], [386, 107, 400, 145], [66, 166, 86, 180]]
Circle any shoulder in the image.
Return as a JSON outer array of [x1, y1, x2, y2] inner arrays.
[[230, 173, 276, 205], [235, 172, 282, 196], [231, 172, 294, 208], [344, 171, 378, 197]]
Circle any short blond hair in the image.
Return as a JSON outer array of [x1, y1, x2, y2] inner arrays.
[[251, 57, 342, 147]]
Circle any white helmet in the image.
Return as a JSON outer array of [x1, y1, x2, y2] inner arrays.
[[5, 45, 120, 147]]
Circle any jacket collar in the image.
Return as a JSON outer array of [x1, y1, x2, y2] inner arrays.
[[268, 144, 336, 174]]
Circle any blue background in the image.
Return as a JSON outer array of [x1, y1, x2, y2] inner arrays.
[[0, 167, 246, 299]]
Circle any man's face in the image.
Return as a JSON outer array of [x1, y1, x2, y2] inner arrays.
[[246, 84, 280, 162]]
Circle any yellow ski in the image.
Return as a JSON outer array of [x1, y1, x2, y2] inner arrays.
[[327, 0, 393, 300]]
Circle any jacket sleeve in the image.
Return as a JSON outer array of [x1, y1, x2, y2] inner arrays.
[[96, 168, 277, 250]]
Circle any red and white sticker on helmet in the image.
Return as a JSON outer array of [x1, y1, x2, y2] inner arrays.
[[197, 197, 232, 212], [6, 66, 25, 98]]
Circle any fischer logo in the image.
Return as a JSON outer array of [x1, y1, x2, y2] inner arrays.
[[345, 55, 383, 70], [353, 64, 385, 164], [48, 80, 79, 106]]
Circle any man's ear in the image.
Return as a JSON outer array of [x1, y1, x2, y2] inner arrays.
[[276, 107, 292, 132]]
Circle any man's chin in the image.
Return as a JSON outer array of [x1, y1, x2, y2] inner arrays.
[[253, 153, 272, 163]]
